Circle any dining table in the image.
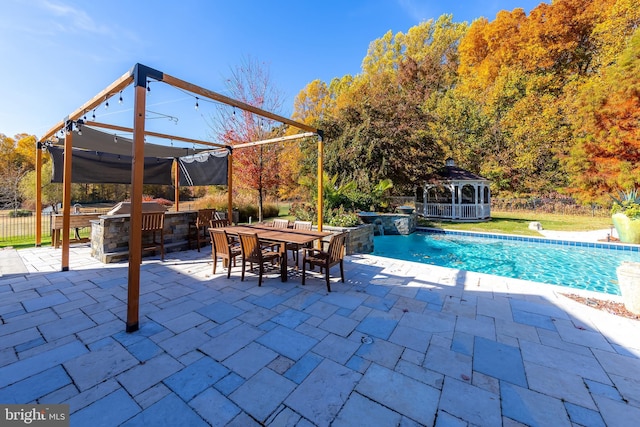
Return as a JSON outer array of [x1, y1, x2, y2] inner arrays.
[[219, 224, 332, 282]]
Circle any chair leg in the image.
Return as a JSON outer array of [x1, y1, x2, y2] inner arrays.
[[227, 258, 232, 279], [213, 255, 217, 274], [241, 259, 246, 281], [340, 260, 344, 282], [258, 263, 263, 287], [325, 264, 331, 292]]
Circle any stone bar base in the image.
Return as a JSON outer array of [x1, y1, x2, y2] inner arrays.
[[320, 224, 374, 255], [91, 211, 197, 263]]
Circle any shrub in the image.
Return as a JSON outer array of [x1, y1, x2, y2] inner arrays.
[[327, 211, 360, 227], [8, 209, 33, 218], [611, 189, 640, 219], [289, 202, 316, 222]]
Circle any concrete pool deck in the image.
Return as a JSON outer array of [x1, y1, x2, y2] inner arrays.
[[0, 244, 639, 426]]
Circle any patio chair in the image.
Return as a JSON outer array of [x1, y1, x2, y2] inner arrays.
[[302, 232, 347, 292], [210, 229, 240, 278], [287, 220, 313, 266], [238, 232, 281, 287], [189, 208, 216, 252], [141, 212, 166, 261], [272, 218, 290, 229], [209, 218, 230, 228]]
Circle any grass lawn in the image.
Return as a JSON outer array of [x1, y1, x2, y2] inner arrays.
[[420, 210, 614, 236]]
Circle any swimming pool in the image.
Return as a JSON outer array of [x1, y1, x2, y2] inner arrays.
[[372, 231, 640, 295]]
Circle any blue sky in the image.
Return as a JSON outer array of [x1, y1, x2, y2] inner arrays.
[[1, 0, 546, 144]]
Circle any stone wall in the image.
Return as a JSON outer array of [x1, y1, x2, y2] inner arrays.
[[370, 213, 417, 235], [320, 224, 374, 255], [91, 211, 197, 263]]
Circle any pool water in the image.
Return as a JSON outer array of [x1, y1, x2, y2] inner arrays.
[[373, 232, 640, 295]]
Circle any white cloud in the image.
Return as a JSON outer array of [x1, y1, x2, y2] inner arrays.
[[41, 0, 110, 35]]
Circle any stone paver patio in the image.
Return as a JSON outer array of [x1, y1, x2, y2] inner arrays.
[[1, 243, 639, 426]]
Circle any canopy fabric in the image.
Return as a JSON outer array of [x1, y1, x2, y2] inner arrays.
[[178, 150, 228, 186], [54, 126, 205, 158], [48, 146, 173, 184], [48, 126, 229, 186]]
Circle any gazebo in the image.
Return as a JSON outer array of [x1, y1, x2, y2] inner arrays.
[[415, 158, 491, 221], [35, 63, 324, 332]]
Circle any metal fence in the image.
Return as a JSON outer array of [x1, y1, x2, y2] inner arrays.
[[0, 207, 112, 246], [0, 212, 52, 245]]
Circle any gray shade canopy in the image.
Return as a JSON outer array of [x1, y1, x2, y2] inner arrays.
[[52, 126, 208, 158]]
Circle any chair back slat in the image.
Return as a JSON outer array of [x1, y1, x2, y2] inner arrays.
[[141, 212, 164, 231], [293, 220, 312, 230], [210, 219, 230, 228], [327, 232, 347, 263], [238, 232, 262, 263], [272, 219, 290, 229], [211, 229, 232, 256], [196, 209, 216, 227]]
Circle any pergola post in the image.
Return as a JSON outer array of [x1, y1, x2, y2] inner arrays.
[[174, 160, 180, 212], [126, 66, 156, 333], [61, 121, 73, 271], [227, 148, 233, 223], [317, 132, 324, 231], [35, 141, 42, 247]]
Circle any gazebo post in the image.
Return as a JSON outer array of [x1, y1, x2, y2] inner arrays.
[[35, 141, 42, 247], [61, 120, 73, 271], [126, 70, 152, 333]]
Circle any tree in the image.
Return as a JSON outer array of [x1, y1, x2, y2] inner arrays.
[[564, 27, 640, 203], [209, 57, 285, 221]]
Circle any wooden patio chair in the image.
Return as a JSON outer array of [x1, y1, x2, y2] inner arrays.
[[210, 229, 240, 278], [302, 232, 347, 292], [210, 218, 231, 228], [272, 218, 290, 229], [238, 232, 281, 287], [141, 212, 166, 261], [287, 220, 313, 266], [189, 208, 216, 252]]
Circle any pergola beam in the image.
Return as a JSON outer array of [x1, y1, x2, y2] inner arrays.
[[232, 132, 316, 149], [84, 121, 227, 149], [41, 71, 134, 142], [162, 73, 319, 134]]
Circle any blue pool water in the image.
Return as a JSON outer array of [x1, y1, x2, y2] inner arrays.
[[373, 232, 640, 295]]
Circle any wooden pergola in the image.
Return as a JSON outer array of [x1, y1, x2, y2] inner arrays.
[[36, 63, 323, 332]]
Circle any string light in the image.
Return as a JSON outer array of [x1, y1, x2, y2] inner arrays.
[[92, 109, 96, 120], [105, 97, 109, 109], [114, 135, 118, 143], [146, 80, 151, 92], [119, 91, 123, 104], [195, 97, 199, 110]]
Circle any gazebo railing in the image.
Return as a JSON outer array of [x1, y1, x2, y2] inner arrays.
[[419, 203, 491, 220]]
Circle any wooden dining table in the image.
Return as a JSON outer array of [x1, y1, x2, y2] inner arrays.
[[219, 224, 331, 282]]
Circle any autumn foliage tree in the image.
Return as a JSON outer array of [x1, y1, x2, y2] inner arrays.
[[291, 1, 639, 206], [210, 57, 285, 221]]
